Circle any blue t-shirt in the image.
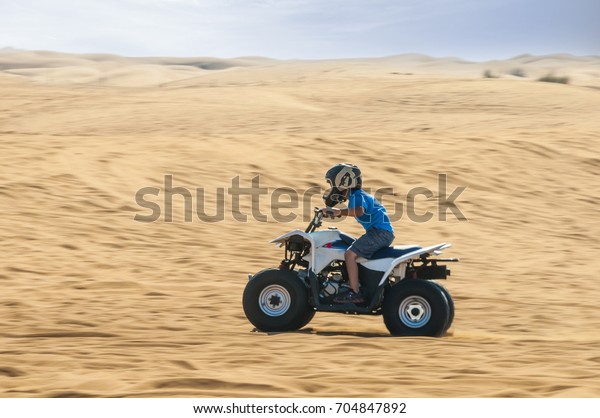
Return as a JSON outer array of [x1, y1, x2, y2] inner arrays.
[[348, 189, 394, 233]]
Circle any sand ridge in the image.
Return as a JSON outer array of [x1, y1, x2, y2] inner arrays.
[[0, 50, 599, 397]]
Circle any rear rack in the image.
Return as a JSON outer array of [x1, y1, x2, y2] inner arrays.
[[423, 257, 460, 262]]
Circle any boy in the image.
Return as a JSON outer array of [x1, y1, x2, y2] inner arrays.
[[321, 163, 395, 304]]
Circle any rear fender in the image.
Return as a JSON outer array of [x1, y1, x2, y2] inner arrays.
[[378, 243, 452, 285]]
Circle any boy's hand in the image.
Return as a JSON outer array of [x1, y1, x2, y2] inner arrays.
[[322, 207, 341, 219]]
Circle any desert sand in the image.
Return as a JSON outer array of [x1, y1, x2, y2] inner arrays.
[[1, 49, 599, 397]]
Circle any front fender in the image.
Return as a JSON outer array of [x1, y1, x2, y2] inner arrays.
[[270, 230, 313, 246]]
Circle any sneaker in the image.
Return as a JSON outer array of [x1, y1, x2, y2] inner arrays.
[[333, 290, 364, 304]]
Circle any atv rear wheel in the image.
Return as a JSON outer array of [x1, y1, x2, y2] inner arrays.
[[431, 281, 454, 332], [243, 269, 315, 332], [383, 280, 450, 337]]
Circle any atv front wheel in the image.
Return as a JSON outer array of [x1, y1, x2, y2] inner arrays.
[[243, 269, 315, 332], [383, 280, 450, 337]]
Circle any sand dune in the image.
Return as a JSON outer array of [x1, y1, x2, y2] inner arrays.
[[2, 49, 599, 87], [0, 50, 599, 397]]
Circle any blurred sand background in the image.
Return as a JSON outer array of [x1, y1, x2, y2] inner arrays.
[[1, 49, 599, 397]]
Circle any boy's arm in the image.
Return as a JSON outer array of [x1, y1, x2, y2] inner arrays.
[[323, 206, 364, 218]]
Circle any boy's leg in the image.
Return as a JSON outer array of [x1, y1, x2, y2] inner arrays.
[[344, 249, 360, 293], [334, 248, 364, 304], [344, 228, 395, 293]]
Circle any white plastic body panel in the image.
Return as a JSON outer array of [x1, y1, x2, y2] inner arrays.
[[271, 229, 450, 284]]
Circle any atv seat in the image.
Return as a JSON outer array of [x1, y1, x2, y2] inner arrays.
[[328, 238, 422, 260], [370, 245, 422, 260], [339, 232, 356, 245]]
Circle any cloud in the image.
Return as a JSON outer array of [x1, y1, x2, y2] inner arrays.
[[0, 0, 598, 59]]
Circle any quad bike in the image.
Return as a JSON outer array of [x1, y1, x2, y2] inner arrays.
[[242, 208, 459, 336]]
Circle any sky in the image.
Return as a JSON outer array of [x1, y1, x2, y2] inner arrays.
[[1, 0, 599, 60]]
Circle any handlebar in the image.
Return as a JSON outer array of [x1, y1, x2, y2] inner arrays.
[[304, 208, 324, 233]]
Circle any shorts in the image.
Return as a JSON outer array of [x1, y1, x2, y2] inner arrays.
[[348, 228, 395, 259]]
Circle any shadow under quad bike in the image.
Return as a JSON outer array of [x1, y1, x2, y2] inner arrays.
[[243, 208, 459, 336]]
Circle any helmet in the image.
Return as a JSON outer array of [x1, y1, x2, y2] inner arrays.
[[323, 163, 362, 206], [325, 163, 362, 190]]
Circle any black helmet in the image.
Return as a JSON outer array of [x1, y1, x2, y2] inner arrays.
[[323, 163, 362, 206]]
